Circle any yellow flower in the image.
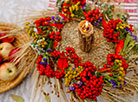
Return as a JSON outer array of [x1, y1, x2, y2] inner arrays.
[[64, 13, 67, 16], [119, 71, 123, 74], [116, 27, 119, 30], [66, 89, 70, 93], [122, 24, 126, 27], [71, 14, 74, 17], [64, 9, 67, 12], [121, 78, 124, 82], [41, 45, 45, 48], [44, 42, 47, 45], [76, 1, 80, 5], [68, 72, 71, 75], [72, 5, 75, 11], [65, 83, 68, 87], [120, 67, 124, 71], [74, 5, 79, 11], [69, 7, 72, 13], [115, 59, 120, 63], [75, 67, 79, 71], [118, 76, 122, 80], [120, 26, 124, 29], [79, 66, 82, 68], [38, 43, 41, 46], [34, 39, 37, 42], [25, 22, 30, 26], [121, 81, 124, 85], [65, 74, 68, 77], [122, 73, 125, 77], [118, 62, 122, 66], [126, 25, 130, 28], [74, 71, 76, 74], [69, 68, 72, 71], [26, 25, 30, 29]]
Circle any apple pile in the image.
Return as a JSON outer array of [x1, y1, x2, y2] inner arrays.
[[0, 32, 20, 81]]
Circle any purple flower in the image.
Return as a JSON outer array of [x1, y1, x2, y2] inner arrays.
[[76, 81, 83, 86], [95, 22, 98, 26], [51, 16, 55, 20], [82, 3, 86, 10], [128, 30, 132, 34], [98, 18, 102, 22], [79, 82, 83, 86], [43, 58, 47, 62], [40, 62, 48, 66], [55, 17, 58, 20], [63, 17, 65, 20], [59, 21, 63, 24], [131, 34, 137, 41], [120, 85, 122, 88], [124, 80, 126, 85], [112, 85, 116, 89], [68, 86, 75, 91], [110, 80, 117, 89], [55, 21, 57, 24], [47, 49, 52, 52], [125, 27, 129, 31], [72, 67, 76, 70]]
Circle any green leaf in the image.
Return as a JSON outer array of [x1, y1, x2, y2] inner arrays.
[[45, 94, 51, 102], [133, 44, 138, 52], [11, 94, 24, 102], [123, 33, 131, 51]]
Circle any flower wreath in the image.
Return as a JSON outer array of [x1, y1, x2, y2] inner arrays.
[[25, 0, 138, 101]]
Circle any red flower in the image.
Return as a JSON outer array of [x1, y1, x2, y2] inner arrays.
[[72, 0, 86, 7], [57, 52, 69, 70], [53, 41, 58, 48], [115, 39, 124, 54]]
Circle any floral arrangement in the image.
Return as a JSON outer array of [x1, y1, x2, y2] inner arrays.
[[25, 0, 138, 101]]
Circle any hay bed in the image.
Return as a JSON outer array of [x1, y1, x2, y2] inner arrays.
[[60, 20, 115, 68]]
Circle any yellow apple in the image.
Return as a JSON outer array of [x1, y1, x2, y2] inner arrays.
[[0, 42, 14, 60], [0, 62, 17, 81]]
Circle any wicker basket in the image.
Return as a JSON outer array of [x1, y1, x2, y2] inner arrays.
[[0, 22, 37, 93]]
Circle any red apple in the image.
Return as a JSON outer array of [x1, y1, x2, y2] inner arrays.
[[0, 42, 14, 60], [0, 55, 3, 64], [9, 48, 21, 62], [0, 32, 15, 43], [0, 62, 17, 81]]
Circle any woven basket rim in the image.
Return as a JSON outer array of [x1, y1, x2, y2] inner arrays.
[[0, 22, 28, 94]]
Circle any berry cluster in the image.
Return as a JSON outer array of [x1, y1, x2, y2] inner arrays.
[[98, 54, 128, 88], [74, 62, 104, 100], [36, 55, 55, 77], [84, 9, 103, 26], [72, 0, 86, 7], [35, 17, 51, 35], [103, 19, 122, 43], [106, 54, 128, 70], [36, 53, 66, 78], [65, 47, 81, 67], [55, 69, 65, 79], [48, 31, 61, 42], [62, 2, 71, 16], [51, 50, 61, 58], [79, 61, 96, 71]]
